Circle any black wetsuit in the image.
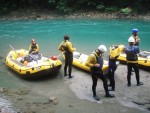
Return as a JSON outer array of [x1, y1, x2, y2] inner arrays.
[[64, 51, 73, 78], [90, 54, 110, 97], [108, 58, 117, 90], [62, 43, 73, 78], [127, 63, 139, 86], [125, 45, 140, 86]]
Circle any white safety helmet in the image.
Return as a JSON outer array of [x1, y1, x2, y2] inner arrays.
[[128, 37, 135, 43], [98, 45, 107, 52]]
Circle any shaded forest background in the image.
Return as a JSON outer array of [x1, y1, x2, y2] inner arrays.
[[0, 0, 150, 15]]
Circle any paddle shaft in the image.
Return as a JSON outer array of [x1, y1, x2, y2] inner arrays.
[[57, 52, 64, 58], [9, 44, 17, 53]]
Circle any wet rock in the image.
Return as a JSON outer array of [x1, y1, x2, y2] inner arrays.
[[49, 96, 59, 105], [0, 87, 9, 94], [15, 88, 30, 95], [17, 98, 23, 100], [26, 104, 38, 113], [68, 103, 74, 107]]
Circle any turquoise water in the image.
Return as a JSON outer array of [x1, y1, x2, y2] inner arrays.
[[0, 19, 150, 58], [0, 19, 150, 112]]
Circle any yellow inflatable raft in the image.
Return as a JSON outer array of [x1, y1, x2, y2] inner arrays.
[[68, 51, 109, 73], [117, 50, 150, 69], [5, 49, 62, 78]]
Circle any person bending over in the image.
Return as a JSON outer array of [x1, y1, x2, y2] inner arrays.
[[85, 45, 115, 101]]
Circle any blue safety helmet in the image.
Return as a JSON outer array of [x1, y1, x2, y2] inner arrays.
[[132, 28, 139, 33]]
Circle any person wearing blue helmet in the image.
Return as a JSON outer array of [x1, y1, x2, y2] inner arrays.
[[129, 28, 140, 46]]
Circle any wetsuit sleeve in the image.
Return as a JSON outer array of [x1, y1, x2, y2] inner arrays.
[[85, 54, 95, 67], [58, 42, 65, 52], [134, 46, 140, 54], [66, 41, 76, 53]]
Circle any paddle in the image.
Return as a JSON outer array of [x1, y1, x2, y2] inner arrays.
[[51, 52, 64, 60], [57, 52, 64, 58], [9, 44, 18, 53]]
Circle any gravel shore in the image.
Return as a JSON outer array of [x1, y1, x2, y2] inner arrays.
[[0, 62, 150, 113]]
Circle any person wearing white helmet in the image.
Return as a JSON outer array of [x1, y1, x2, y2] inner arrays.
[[85, 45, 115, 101], [29, 39, 39, 54], [124, 37, 143, 87], [128, 28, 140, 46]]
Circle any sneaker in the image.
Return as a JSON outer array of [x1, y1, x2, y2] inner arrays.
[[68, 76, 74, 79], [93, 96, 100, 101], [105, 94, 115, 98], [109, 88, 115, 91], [137, 82, 144, 86], [108, 84, 111, 87], [127, 83, 131, 87], [64, 74, 68, 76]]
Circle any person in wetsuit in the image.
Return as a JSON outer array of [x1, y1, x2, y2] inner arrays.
[[129, 28, 140, 46], [124, 37, 143, 87], [58, 35, 76, 79], [128, 29, 141, 74], [29, 39, 39, 54], [85, 45, 115, 101], [108, 45, 125, 91]]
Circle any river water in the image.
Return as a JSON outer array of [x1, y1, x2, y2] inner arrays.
[[0, 19, 150, 57], [0, 19, 150, 112]]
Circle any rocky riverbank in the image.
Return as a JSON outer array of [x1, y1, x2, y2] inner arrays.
[[0, 63, 150, 113], [0, 9, 150, 20]]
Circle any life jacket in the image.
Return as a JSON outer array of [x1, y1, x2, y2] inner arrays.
[[91, 53, 103, 72], [110, 46, 118, 59], [31, 43, 37, 51], [134, 36, 140, 46], [109, 45, 124, 60], [61, 41, 70, 53], [125, 46, 139, 61]]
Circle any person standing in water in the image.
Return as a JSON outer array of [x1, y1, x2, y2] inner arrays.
[[58, 35, 76, 79], [85, 45, 115, 101]]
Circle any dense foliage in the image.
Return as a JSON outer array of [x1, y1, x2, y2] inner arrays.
[[0, 0, 150, 14]]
